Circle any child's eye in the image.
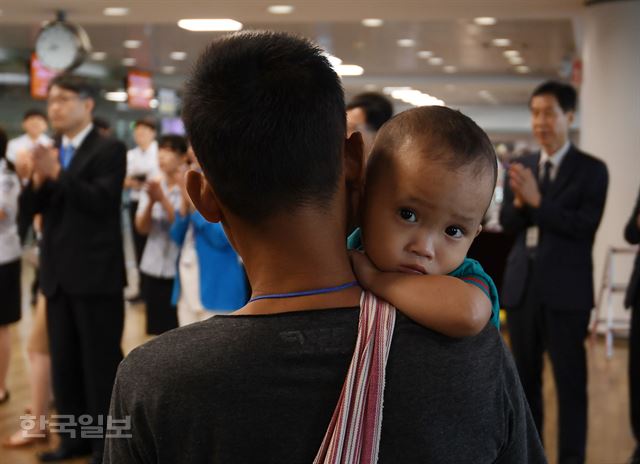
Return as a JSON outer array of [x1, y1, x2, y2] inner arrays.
[[399, 208, 417, 223], [445, 226, 464, 238]]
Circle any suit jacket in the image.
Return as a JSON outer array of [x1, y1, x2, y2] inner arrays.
[[20, 128, 127, 297], [499, 145, 608, 311], [624, 187, 640, 308]]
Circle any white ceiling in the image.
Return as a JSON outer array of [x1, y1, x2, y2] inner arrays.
[[0, 0, 584, 106]]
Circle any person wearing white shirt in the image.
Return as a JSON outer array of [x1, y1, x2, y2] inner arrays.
[[6, 109, 52, 165], [125, 119, 159, 301]]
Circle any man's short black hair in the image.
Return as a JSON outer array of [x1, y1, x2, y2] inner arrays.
[[159, 134, 187, 155], [93, 116, 111, 131], [346, 92, 393, 131], [23, 108, 47, 122], [183, 31, 346, 224], [48, 74, 97, 101], [530, 80, 577, 113], [134, 118, 157, 132], [369, 106, 497, 202]]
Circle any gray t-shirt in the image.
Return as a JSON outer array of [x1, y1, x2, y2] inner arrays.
[[105, 308, 546, 463]]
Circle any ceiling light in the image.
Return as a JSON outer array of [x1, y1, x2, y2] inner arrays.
[[335, 64, 364, 76], [122, 57, 136, 66], [503, 50, 520, 58], [516, 65, 530, 73], [170, 51, 187, 61], [267, 5, 294, 14], [124, 40, 141, 49], [383, 86, 412, 95], [323, 53, 343, 66], [474, 17, 497, 26], [417, 50, 433, 59], [105, 91, 128, 102], [177, 19, 243, 32], [508, 56, 524, 65], [364, 84, 378, 91], [361, 18, 384, 27], [162, 66, 176, 74], [428, 57, 443, 66], [397, 39, 416, 47], [443, 65, 457, 73], [492, 38, 511, 47], [103, 7, 129, 16], [91, 51, 107, 61]]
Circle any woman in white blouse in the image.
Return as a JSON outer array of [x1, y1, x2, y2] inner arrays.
[[0, 127, 22, 404], [135, 135, 187, 335]]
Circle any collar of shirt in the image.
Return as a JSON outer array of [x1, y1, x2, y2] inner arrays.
[[539, 140, 570, 173], [62, 123, 93, 150], [135, 140, 158, 157]]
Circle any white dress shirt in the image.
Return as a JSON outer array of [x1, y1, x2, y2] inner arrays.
[[539, 140, 570, 182], [126, 141, 159, 201], [6, 133, 52, 163], [0, 159, 22, 264]]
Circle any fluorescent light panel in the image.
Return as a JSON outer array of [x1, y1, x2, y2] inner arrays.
[[177, 19, 243, 31]]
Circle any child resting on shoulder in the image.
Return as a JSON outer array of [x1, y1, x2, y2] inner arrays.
[[349, 105, 500, 337]]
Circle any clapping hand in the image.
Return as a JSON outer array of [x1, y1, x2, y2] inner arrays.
[[508, 163, 541, 208], [146, 179, 164, 203], [32, 144, 60, 185]]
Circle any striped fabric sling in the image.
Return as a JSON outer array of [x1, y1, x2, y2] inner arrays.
[[313, 291, 397, 464]]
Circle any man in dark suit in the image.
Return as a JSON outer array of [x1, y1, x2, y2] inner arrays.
[[20, 74, 126, 464], [500, 81, 608, 464], [625, 188, 640, 464]]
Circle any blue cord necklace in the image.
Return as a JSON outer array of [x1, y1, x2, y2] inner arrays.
[[248, 281, 360, 303]]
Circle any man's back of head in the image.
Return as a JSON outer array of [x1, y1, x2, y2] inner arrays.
[[182, 31, 347, 225]]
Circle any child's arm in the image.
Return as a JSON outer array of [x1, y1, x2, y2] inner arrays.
[[350, 251, 492, 338]]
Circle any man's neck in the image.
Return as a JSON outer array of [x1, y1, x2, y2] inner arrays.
[[64, 121, 91, 141], [139, 141, 153, 152], [542, 138, 568, 158], [233, 210, 361, 315], [27, 133, 41, 142]]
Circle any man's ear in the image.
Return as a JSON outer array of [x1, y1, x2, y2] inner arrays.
[[344, 131, 365, 186], [186, 170, 223, 223], [566, 110, 575, 126]]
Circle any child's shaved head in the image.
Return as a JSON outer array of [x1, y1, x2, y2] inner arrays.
[[367, 106, 497, 209]]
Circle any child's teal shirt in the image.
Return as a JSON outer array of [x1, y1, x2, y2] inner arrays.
[[348, 228, 500, 329]]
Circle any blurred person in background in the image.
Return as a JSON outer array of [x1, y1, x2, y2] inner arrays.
[[19, 74, 127, 464], [124, 118, 159, 303], [346, 92, 393, 159], [500, 80, 608, 464], [171, 145, 248, 326], [0, 126, 22, 407], [135, 135, 186, 335], [93, 116, 113, 138], [6, 109, 51, 164], [624, 187, 640, 464]]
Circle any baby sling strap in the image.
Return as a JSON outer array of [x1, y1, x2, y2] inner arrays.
[[313, 291, 397, 464]]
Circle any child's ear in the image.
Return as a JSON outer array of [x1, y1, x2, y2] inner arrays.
[[475, 224, 483, 238], [186, 170, 223, 223]]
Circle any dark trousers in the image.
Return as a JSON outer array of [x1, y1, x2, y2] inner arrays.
[[142, 274, 178, 335], [46, 290, 124, 454], [631, 297, 640, 446], [507, 277, 590, 464], [129, 200, 147, 293]]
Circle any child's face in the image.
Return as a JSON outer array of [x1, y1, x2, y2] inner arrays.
[[158, 148, 182, 175], [361, 147, 492, 276]]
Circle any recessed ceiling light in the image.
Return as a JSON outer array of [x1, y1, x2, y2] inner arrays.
[[443, 65, 457, 73], [162, 66, 176, 74], [474, 17, 497, 26], [267, 5, 294, 14], [335, 64, 364, 76], [508, 56, 524, 65], [122, 57, 136, 66], [492, 38, 511, 47], [323, 53, 343, 66], [397, 39, 416, 48], [417, 50, 433, 59], [503, 50, 520, 58], [170, 51, 187, 61], [428, 57, 443, 66], [91, 51, 107, 61], [103, 7, 129, 16], [361, 18, 384, 27], [515, 65, 530, 73], [124, 40, 141, 49], [177, 19, 243, 32], [105, 91, 128, 102]]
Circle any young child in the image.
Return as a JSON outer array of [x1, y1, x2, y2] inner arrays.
[[349, 105, 500, 337]]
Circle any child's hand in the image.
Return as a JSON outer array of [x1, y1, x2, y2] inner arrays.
[[349, 250, 381, 290]]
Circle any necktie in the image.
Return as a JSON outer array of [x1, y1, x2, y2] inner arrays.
[[60, 145, 75, 170], [540, 160, 553, 196]]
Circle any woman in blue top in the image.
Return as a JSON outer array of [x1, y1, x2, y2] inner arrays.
[[170, 149, 247, 326]]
